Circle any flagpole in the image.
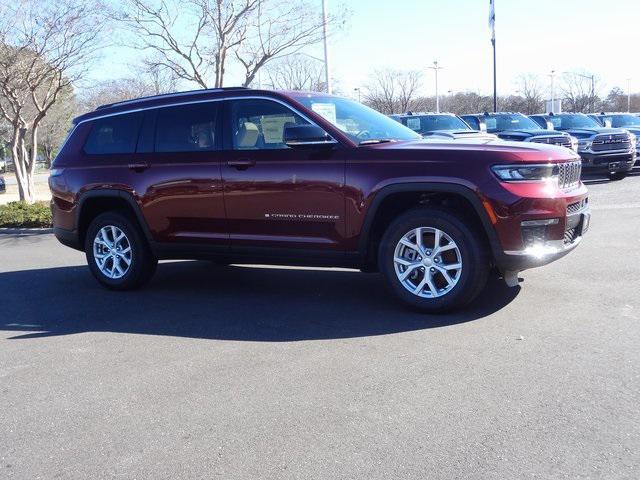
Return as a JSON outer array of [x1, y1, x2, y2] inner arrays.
[[490, 0, 497, 112], [492, 36, 497, 112]]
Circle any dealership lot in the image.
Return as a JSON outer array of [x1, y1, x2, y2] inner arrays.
[[1, 171, 639, 479]]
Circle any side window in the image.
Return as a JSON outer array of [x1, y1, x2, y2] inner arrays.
[[464, 116, 479, 130], [155, 103, 219, 153], [84, 113, 143, 155], [230, 99, 310, 150]]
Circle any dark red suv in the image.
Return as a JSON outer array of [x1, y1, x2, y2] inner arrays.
[[50, 87, 590, 312]]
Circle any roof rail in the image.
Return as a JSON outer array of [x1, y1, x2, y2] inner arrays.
[[96, 86, 250, 111]]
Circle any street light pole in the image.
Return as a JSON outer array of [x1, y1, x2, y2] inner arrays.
[[354, 87, 361, 103], [627, 78, 632, 112], [429, 61, 443, 113], [549, 70, 555, 113], [321, 0, 332, 94]]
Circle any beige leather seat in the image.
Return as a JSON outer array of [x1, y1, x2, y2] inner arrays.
[[237, 122, 259, 148]]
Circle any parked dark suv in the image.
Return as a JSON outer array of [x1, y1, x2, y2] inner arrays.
[[389, 112, 497, 141], [529, 113, 636, 177], [461, 112, 577, 151], [50, 88, 590, 312]]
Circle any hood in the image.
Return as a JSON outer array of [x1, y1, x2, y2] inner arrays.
[[496, 129, 564, 141], [621, 127, 640, 136], [423, 130, 497, 140], [560, 127, 628, 138], [364, 138, 580, 162]]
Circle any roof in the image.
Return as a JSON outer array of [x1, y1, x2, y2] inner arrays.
[[393, 112, 458, 117], [73, 87, 331, 125]]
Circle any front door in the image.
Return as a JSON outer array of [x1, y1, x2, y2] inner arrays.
[[221, 98, 345, 253]]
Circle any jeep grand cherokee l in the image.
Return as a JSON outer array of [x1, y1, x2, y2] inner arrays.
[[389, 112, 497, 141], [50, 88, 589, 312], [529, 113, 636, 178], [460, 112, 578, 152]]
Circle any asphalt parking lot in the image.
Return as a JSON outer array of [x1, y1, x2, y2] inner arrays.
[[1, 171, 639, 479]]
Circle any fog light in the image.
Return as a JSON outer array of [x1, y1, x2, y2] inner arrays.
[[521, 218, 559, 227]]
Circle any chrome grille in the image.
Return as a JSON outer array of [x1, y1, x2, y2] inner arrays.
[[592, 133, 631, 152], [530, 135, 572, 149], [557, 160, 582, 190]]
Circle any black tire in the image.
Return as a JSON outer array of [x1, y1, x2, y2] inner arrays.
[[378, 207, 489, 313], [84, 211, 157, 290], [609, 172, 627, 181]]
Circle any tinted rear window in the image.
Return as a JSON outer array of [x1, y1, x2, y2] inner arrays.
[[155, 103, 220, 152], [84, 113, 143, 154]]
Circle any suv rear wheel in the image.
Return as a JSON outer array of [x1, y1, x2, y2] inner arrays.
[[378, 207, 489, 312], [85, 212, 157, 290]]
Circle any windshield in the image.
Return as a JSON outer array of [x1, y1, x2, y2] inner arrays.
[[486, 114, 540, 132], [609, 114, 640, 128], [551, 114, 601, 130], [403, 115, 471, 133], [295, 95, 421, 144]]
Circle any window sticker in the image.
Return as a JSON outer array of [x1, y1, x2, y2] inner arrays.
[[260, 115, 295, 144], [406, 117, 421, 131], [311, 103, 338, 125]]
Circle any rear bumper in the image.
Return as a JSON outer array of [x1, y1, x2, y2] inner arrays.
[[53, 227, 82, 251]]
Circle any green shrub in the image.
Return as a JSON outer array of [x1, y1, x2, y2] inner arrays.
[[0, 201, 52, 228]]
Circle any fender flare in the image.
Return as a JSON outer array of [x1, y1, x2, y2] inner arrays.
[[76, 189, 155, 246], [358, 182, 503, 258]]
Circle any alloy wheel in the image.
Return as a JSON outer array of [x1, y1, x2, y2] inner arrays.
[[92, 225, 133, 280], [393, 227, 462, 298]]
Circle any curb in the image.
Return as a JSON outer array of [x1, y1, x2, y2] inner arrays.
[[0, 228, 54, 235]]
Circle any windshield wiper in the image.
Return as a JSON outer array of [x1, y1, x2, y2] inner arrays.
[[359, 138, 395, 145]]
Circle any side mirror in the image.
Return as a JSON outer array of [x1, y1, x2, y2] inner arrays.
[[284, 124, 336, 149]]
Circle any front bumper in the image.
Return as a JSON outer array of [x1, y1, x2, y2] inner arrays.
[[487, 180, 590, 275], [579, 150, 635, 173], [497, 207, 590, 272]]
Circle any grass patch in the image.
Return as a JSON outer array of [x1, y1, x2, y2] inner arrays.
[[0, 201, 52, 228]]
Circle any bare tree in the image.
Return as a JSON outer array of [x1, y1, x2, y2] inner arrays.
[[117, 0, 338, 89], [363, 69, 423, 114], [39, 86, 76, 168], [515, 74, 545, 114], [263, 54, 324, 91], [0, 0, 104, 202], [561, 72, 601, 113], [235, 0, 338, 88]]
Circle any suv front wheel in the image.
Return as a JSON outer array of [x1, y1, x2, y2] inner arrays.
[[85, 212, 157, 290], [379, 207, 488, 313]]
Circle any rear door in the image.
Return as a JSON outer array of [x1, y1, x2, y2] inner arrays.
[[134, 101, 228, 247], [220, 98, 346, 253]]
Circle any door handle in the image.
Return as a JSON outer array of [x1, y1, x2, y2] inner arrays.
[[227, 158, 256, 170], [128, 162, 149, 172]]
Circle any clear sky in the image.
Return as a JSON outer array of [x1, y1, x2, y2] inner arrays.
[[95, 0, 640, 98]]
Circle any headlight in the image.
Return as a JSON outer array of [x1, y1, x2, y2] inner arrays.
[[491, 164, 558, 182], [577, 140, 592, 152]]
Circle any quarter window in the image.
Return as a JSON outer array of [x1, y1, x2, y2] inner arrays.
[[229, 99, 310, 150], [84, 113, 143, 155], [155, 103, 219, 152]]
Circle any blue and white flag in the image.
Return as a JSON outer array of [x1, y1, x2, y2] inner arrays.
[[489, 0, 496, 41]]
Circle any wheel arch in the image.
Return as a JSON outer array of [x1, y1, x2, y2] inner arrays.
[[76, 189, 154, 248], [359, 182, 502, 266]]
